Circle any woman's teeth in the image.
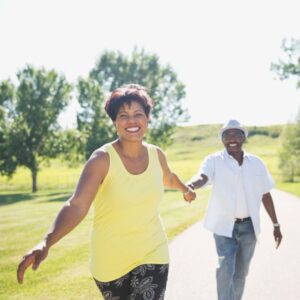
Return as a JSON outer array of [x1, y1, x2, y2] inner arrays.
[[126, 127, 139, 132]]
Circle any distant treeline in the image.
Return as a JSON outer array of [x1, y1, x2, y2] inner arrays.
[[247, 125, 283, 138]]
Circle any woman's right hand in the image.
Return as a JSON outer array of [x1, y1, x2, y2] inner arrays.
[[183, 187, 196, 203], [17, 240, 49, 284]]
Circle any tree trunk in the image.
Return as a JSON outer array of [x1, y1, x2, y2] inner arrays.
[[31, 166, 38, 193]]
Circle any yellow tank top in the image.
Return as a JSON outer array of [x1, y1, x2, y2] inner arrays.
[[90, 142, 169, 282]]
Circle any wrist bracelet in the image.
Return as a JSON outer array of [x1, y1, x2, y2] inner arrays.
[[273, 223, 280, 228], [188, 183, 195, 189]]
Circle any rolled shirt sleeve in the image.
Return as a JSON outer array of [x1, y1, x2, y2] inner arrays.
[[261, 161, 275, 194], [198, 154, 215, 186]]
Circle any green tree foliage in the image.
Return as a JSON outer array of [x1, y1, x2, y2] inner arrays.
[[247, 125, 282, 138], [0, 80, 17, 175], [279, 115, 300, 182], [76, 78, 115, 159], [272, 38, 300, 181], [43, 129, 86, 166], [77, 49, 187, 158], [271, 38, 300, 87], [0, 65, 72, 192]]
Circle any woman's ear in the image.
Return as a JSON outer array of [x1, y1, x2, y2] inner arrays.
[[113, 121, 117, 130], [113, 121, 120, 136]]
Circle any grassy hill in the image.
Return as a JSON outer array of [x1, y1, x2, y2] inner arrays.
[[0, 123, 298, 299]]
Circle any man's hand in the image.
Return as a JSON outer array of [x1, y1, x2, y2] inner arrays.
[[17, 241, 49, 284], [274, 227, 282, 249]]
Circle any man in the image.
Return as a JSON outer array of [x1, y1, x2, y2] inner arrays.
[[188, 119, 282, 300]]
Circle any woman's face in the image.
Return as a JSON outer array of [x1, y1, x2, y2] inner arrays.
[[114, 101, 149, 142]]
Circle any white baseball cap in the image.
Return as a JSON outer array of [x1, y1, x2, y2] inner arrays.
[[220, 119, 248, 138]]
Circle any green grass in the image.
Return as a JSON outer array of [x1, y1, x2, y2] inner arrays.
[[0, 191, 99, 299], [0, 188, 209, 300], [1, 123, 299, 299], [0, 162, 83, 191], [275, 180, 300, 196]]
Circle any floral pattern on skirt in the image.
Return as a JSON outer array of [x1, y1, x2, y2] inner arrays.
[[94, 264, 169, 300]]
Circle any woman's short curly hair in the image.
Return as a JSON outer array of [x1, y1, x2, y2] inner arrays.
[[105, 84, 153, 121]]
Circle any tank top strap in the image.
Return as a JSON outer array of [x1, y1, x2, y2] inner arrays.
[[102, 142, 162, 178], [144, 143, 162, 174], [102, 143, 124, 175]]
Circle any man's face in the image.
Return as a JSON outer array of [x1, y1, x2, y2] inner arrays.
[[222, 128, 245, 154]]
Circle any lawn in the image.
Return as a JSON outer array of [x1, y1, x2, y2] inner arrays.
[[0, 124, 299, 299], [0, 188, 210, 299]]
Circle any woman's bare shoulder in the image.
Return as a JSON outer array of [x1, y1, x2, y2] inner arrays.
[[87, 146, 110, 170]]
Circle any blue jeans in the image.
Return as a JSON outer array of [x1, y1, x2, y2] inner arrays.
[[214, 219, 256, 300]]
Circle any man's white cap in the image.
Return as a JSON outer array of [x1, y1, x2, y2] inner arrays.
[[220, 119, 248, 138]]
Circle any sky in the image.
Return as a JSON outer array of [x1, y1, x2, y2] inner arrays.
[[0, 0, 300, 127]]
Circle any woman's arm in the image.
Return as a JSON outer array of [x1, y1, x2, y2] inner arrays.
[[157, 148, 196, 202], [17, 150, 109, 283]]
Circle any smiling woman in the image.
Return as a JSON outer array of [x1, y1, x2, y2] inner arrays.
[[105, 85, 152, 146], [17, 83, 196, 300], [114, 102, 148, 142]]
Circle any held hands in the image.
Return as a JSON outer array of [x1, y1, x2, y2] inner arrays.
[[17, 240, 49, 284], [183, 186, 196, 203]]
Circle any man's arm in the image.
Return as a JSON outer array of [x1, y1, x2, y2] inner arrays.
[[262, 192, 283, 249], [188, 174, 209, 190]]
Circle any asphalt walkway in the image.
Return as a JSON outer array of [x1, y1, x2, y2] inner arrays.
[[165, 190, 300, 300]]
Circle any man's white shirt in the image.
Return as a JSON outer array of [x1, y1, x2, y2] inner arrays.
[[198, 149, 274, 238]]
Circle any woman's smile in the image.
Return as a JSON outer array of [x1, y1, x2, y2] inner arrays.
[[115, 101, 149, 141], [126, 126, 140, 133]]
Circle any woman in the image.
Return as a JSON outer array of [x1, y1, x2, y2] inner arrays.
[[17, 84, 196, 299]]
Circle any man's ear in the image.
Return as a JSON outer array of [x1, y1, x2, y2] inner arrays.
[[242, 135, 246, 143]]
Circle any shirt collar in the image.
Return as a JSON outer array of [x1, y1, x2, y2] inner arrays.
[[223, 149, 250, 160]]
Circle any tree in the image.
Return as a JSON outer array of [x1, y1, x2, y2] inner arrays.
[[279, 114, 300, 182], [271, 38, 300, 181], [271, 38, 300, 86], [76, 78, 115, 159], [0, 80, 17, 176], [77, 49, 188, 158], [0, 65, 72, 192]]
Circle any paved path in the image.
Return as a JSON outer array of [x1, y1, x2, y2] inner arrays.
[[165, 190, 300, 300]]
